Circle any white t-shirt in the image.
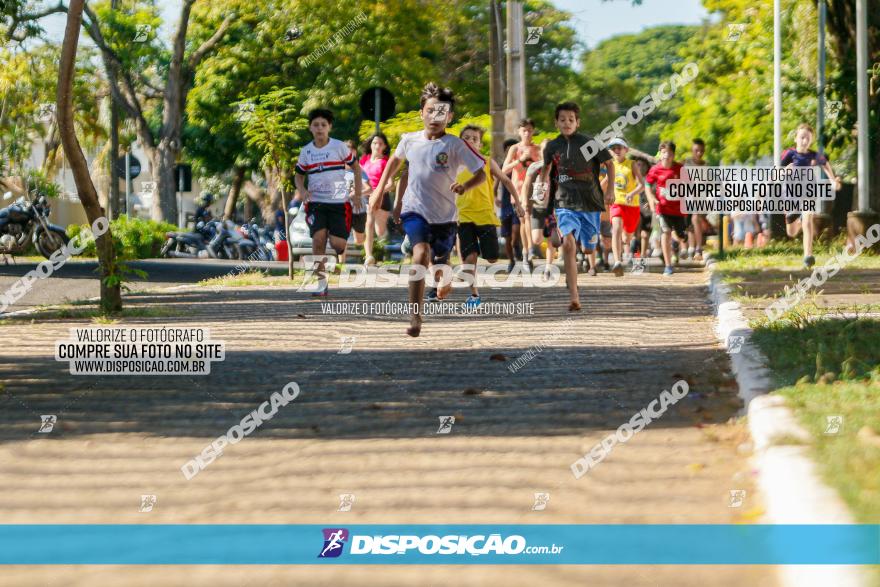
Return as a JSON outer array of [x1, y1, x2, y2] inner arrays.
[[395, 130, 485, 223], [295, 137, 355, 204]]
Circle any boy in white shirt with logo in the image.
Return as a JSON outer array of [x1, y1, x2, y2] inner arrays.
[[371, 82, 486, 337]]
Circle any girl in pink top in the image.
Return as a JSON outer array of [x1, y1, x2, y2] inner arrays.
[[359, 133, 394, 265]]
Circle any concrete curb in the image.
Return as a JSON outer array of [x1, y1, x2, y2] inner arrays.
[[704, 256, 866, 587]]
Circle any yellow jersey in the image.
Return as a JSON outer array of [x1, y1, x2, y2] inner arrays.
[[613, 158, 640, 207], [456, 161, 500, 226]]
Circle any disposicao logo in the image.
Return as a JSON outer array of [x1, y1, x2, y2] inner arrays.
[[318, 528, 349, 558]]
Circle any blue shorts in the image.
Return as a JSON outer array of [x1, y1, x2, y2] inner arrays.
[[400, 212, 457, 264], [555, 208, 600, 251]]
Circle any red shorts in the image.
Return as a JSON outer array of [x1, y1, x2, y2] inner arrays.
[[610, 203, 640, 234]]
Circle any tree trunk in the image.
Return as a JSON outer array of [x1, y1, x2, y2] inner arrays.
[[224, 165, 245, 220], [279, 184, 294, 280], [57, 0, 121, 313], [151, 139, 180, 224]]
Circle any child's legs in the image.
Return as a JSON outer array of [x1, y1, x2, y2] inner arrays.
[[458, 223, 482, 295], [373, 209, 389, 238], [801, 212, 815, 257], [364, 210, 375, 260], [311, 229, 329, 275], [661, 230, 673, 266], [409, 242, 430, 322], [520, 212, 532, 256], [693, 213, 704, 249], [561, 233, 579, 300], [786, 214, 802, 238], [611, 216, 624, 263]]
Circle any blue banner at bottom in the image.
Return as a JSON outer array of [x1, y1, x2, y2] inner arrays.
[[0, 525, 877, 564]]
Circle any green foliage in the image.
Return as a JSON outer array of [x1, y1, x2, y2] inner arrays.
[[67, 215, 177, 260], [240, 87, 310, 171], [24, 169, 60, 199]]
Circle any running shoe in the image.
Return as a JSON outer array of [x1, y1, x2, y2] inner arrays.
[[804, 255, 816, 269], [465, 294, 481, 307], [662, 266, 674, 277], [611, 261, 624, 277], [694, 249, 703, 262], [507, 259, 515, 273], [603, 259, 611, 271], [311, 279, 329, 297], [587, 266, 597, 277], [425, 287, 439, 302]]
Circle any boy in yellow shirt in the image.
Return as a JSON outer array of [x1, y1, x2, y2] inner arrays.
[[455, 125, 523, 305], [604, 138, 644, 276]]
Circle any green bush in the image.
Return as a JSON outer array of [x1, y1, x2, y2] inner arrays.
[[66, 215, 178, 259]]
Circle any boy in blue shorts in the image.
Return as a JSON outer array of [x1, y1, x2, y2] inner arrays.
[[370, 82, 486, 336], [540, 102, 615, 311]]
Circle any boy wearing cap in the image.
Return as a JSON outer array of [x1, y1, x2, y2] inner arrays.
[[606, 138, 644, 276]]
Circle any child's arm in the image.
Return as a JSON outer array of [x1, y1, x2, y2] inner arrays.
[[371, 155, 402, 211], [602, 160, 615, 204], [626, 165, 646, 205], [822, 160, 841, 190], [294, 173, 310, 202], [350, 159, 364, 209], [501, 145, 520, 174], [393, 166, 407, 224], [451, 168, 486, 195], [645, 182, 657, 213], [491, 159, 524, 217]]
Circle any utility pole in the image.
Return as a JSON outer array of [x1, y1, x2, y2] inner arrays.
[[847, 0, 878, 241], [771, 0, 784, 239], [489, 0, 506, 164], [815, 0, 832, 235], [506, 0, 526, 132]]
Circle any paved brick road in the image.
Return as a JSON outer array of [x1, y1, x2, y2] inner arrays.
[[0, 264, 777, 586]]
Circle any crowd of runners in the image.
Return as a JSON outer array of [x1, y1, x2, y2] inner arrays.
[[292, 82, 839, 336]]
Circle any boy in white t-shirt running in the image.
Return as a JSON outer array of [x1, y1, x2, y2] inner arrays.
[[371, 82, 486, 337], [294, 109, 363, 296]]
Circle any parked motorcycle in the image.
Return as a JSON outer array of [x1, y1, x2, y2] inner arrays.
[[160, 220, 233, 259], [238, 218, 275, 261], [0, 190, 70, 259]]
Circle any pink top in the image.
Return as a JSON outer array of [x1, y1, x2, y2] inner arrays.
[[359, 154, 389, 189]]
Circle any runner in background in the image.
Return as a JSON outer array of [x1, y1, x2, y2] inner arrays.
[[343, 139, 366, 265], [360, 133, 394, 266], [499, 138, 523, 272], [645, 140, 686, 277], [683, 138, 707, 261], [520, 139, 559, 279], [604, 138, 644, 276], [456, 125, 523, 306], [781, 123, 842, 269], [502, 119, 541, 269]]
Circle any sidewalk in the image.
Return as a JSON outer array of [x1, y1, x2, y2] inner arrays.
[[0, 264, 776, 586]]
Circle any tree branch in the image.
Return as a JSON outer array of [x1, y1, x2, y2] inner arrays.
[[4, 0, 67, 41], [82, 1, 155, 149], [187, 13, 235, 72]]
